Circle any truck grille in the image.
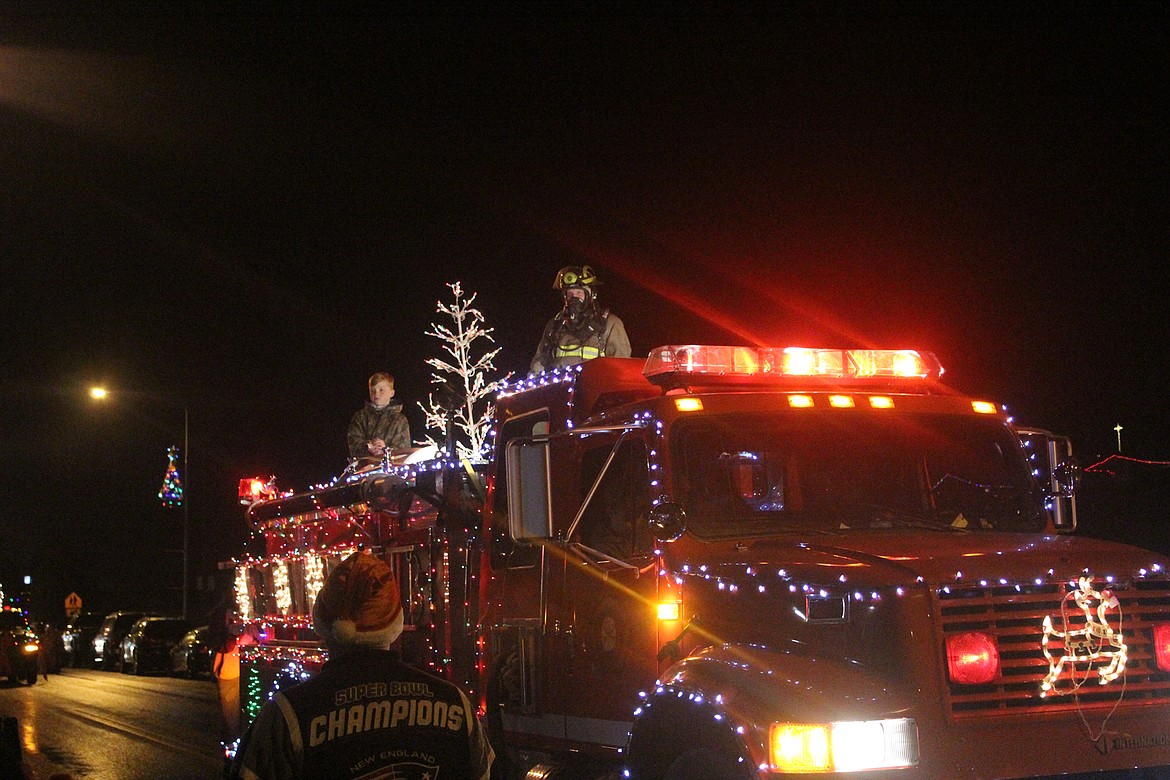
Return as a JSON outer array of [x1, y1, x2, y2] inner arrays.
[[936, 578, 1170, 717]]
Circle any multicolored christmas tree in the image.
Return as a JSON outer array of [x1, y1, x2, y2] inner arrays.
[[159, 445, 184, 508]]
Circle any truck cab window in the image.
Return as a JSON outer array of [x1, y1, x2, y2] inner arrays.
[[674, 412, 1045, 538], [577, 436, 652, 559]]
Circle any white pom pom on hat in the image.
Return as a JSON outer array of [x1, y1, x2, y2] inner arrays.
[[312, 550, 404, 649]]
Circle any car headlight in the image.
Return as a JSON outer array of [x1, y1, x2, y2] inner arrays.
[[22, 642, 39, 654]]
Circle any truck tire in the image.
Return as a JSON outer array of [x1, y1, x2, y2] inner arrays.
[[626, 693, 753, 780], [22, 665, 37, 686], [663, 748, 746, 780]]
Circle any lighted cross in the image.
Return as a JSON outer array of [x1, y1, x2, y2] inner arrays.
[[1114, 423, 1123, 452]]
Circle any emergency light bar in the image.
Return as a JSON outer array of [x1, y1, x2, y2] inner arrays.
[[643, 345, 942, 383], [238, 476, 278, 505]]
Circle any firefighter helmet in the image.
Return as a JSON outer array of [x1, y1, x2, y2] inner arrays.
[[553, 265, 599, 291]]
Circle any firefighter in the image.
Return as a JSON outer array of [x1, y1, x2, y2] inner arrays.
[[230, 551, 494, 780], [530, 265, 631, 375]]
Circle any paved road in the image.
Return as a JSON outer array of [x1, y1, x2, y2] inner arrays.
[[0, 668, 225, 779]]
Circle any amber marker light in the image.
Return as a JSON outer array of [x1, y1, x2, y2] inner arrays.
[[674, 397, 703, 412], [971, 400, 998, 414], [869, 396, 895, 409], [828, 395, 855, 408], [788, 394, 815, 408], [657, 601, 681, 621], [771, 724, 831, 772]]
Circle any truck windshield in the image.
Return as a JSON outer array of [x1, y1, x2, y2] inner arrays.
[[672, 412, 1046, 538]]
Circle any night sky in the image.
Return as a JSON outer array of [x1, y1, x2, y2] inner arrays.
[[2, 6, 1168, 620]]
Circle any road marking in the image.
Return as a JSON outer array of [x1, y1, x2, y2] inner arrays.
[[58, 707, 219, 764]]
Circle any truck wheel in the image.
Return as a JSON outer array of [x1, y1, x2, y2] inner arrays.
[[663, 748, 745, 780], [627, 694, 753, 780], [21, 666, 37, 686]]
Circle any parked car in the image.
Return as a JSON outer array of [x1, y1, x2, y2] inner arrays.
[[61, 612, 104, 668], [170, 625, 215, 678], [92, 611, 151, 670], [120, 617, 192, 675], [0, 607, 40, 686]]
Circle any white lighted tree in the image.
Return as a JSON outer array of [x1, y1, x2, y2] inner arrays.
[[419, 282, 512, 462]]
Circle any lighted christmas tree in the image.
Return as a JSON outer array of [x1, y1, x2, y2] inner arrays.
[[159, 445, 184, 508], [419, 282, 512, 462]]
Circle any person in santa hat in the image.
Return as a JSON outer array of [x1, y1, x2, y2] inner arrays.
[[230, 551, 494, 780]]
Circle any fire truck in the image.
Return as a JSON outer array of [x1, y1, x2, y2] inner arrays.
[[233, 345, 1170, 779]]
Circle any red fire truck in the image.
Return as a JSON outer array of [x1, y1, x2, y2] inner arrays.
[[234, 345, 1170, 779]]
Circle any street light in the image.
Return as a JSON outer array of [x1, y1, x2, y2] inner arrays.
[[89, 386, 190, 620]]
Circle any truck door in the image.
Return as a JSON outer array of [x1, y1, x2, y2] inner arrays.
[[487, 410, 550, 744], [545, 429, 659, 752]]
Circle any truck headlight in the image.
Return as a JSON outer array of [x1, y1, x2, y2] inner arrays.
[[22, 643, 39, 654], [769, 718, 918, 773]]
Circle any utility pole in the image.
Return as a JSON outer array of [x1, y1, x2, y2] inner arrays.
[[182, 405, 189, 621]]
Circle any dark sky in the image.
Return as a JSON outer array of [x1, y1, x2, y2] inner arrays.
[[2, 5, 1168, 618]]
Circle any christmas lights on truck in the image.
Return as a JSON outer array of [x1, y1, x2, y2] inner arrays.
[[231, 345, 1170, 779]]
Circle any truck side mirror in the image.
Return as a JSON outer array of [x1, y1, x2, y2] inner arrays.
[[648, 501, 687, 543], [506, 439, 553, 541], [1053, 458, 1081, 498], [1044, 436, 1079, 531], [1015, 428, 1080, 532]]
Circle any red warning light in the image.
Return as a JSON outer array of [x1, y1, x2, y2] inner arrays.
[[238, 476, 277, 505]]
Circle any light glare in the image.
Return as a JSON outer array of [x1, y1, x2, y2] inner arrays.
[[657, 601, 680, 621], [832, 721, 885, 771]]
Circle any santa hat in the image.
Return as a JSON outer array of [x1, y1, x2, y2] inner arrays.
[[312, 551, 404, 649]]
